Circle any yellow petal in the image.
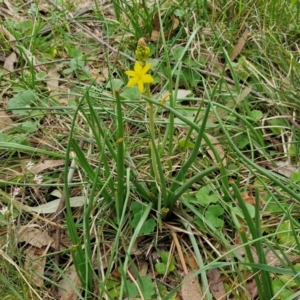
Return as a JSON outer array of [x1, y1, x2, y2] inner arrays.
[[142, 74, 154, 83], [125, 70, 136, 77], [134, 62, 143, 73], [142, 63, 151, 74], [127, 77, 139, 87], [137, 80, 144, 93]]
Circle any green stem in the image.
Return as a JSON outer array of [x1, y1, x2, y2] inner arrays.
[[145, 83, 160, 184], [115, 91, 125, 222]]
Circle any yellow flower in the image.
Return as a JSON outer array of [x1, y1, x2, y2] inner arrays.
[[125, 62, 154, 93]]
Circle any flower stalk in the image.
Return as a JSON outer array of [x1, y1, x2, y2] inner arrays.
[[125, 38, 160, 184]]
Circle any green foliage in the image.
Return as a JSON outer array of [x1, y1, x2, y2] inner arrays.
[[276, 221, 295, 246], [7, 90, 37, 115], [195, 186, 219, 206], [205, 204, 224, 228], [0, 209, 19, 227], [250, 110, 263, 121], [155, 252, 176, 275], [130, 202, 156, 235], [2, 0, 300, 298], [126, 277, 155, 299]]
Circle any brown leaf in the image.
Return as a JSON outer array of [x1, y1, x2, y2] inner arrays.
[[0, 6, 14, 18], [230, 28, 250, 61], [207, 269, 226, 300], [31, 159, 65, 174], [24, 246, 47, 287], [265, 160, 299, 178], [151, 11, 180, 42], [235, 86, 252, 105], [3, 0, 17, 15], [205, 133, 227, 166], [46, 65, 61, 91], [224, 245, 300, 267], [3, 52, 17, 72], [241, 193, 264, 209], [89, 69, 106, 84], [247, 278, 258, 298], [151, 30, 160, 42], [181, 271, 203, 300], [18, 226, 54, 248], [183, 253, 198, 270], [0, 111, 13, 131], [152, 11, 160, 31], [57, 264, 81, 300]]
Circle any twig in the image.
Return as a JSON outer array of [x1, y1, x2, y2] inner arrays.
[[171, 231, 189, 275]]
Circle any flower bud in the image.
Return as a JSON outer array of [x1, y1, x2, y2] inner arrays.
[[135, 38, 150, 65]]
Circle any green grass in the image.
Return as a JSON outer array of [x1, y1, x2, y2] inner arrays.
[[1, 0, 300, 299]]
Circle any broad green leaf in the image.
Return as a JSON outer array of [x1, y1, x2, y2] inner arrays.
[[178, 138, 195, 149], [141, 276, 155, 299], [195, 186, 218, 206], [171, 46, 185, 61], [291, 171, 300, 183], [272, 277, 294, 298], [130, 201, 145, 214], [7, 90, 37, 115], [268, 118, 287, 135], [106, 79, 124, 91], [120, 86, 141, 100], [160, 252, 175, 272], [276, 221, 295, 246], [130, 213, 156, 235], [155, 252, 176, 275], [126, 280, 138, 297], [20, 121, 38, 133], [155, 262, 167, 275], [205, 204, 224, 228], [250, 110, 263, 121]]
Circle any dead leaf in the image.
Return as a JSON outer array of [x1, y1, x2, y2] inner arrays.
[[4, 0, 16, 13], [224, 245, 300, 267], [207, 269, 226, 300], [205, 133, 227, 166], [183, 253, 198, 270], [230, 28, 250, 61], [181, 271, 203, 300], [31, 159, 65, 174], [0, 25, 44, 71], [24, 246, 47, 287], [46, 65, 62, 91], [57, 264, 81, 300], [246, 278, 258, 298], [151, 30, 160, 42], [138, 261, 148, 276], [18, 226, 54, 248], [0, 111, 13, 131], [0, 6, 14, 18], [151, 11, 180, 42], [3, 52, 17, 73], [235, 86, 252, 105], [89, 69, 106, 84], [241, 193, 264, 209], [265, 160, 299, 178]]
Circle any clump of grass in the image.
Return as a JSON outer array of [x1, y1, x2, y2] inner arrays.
[[1, 0, 300, 298]]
